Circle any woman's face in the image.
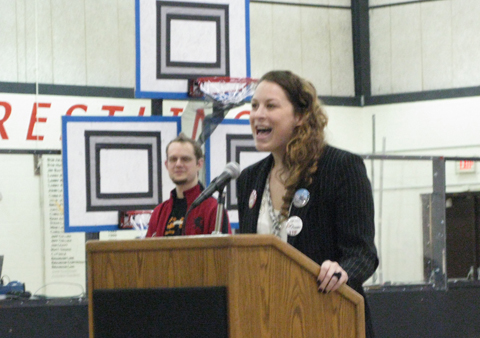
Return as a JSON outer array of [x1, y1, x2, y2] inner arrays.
[[250, 80, 301, 157]]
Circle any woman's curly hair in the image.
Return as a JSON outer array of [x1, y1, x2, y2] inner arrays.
[[258, 71, 328, 220]]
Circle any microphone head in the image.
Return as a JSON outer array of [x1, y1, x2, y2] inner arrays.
[[225, 162, 241, 179]]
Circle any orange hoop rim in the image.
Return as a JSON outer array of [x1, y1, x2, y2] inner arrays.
[[195, 76, 258, 84]]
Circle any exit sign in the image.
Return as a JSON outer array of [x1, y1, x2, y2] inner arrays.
[[456, 160, 476, 173]]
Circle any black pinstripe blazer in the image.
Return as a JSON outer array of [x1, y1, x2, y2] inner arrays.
[[236, 145, 379, 335]]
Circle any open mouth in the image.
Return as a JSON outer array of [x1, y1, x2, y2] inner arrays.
[[256, 126, 272, 135]]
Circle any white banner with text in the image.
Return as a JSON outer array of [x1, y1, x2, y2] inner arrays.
[[0, 93, 151, 150]]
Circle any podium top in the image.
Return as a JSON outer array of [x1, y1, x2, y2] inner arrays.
[[86, 234, 362, 305]]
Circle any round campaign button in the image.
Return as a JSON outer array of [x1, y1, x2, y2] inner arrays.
[[293, 188, 310, 208], [249, 190, 257, 209], [285, 216, 303, 236]]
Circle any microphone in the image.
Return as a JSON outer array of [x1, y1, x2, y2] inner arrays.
[[190, 162, 240, 210]]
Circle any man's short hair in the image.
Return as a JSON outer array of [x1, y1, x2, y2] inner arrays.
[[166, 133, 203, 161]]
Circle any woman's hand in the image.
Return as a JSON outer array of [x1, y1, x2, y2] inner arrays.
[[317, 260, 348, 293]]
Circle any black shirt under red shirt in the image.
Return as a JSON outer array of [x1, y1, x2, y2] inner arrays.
[[164, 196, 187, 236]]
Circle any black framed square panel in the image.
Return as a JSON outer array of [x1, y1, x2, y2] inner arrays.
[[136, 0, 249, 99], [62, 116, 180, 233], [85, 131, 162, 212], [157, 1, 229, 79], [226, 134, 256, 210]]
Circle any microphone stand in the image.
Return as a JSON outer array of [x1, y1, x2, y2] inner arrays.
[[211, 188, 226, 235]]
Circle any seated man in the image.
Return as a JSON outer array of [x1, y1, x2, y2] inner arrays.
[[146, 133, 230, 237]]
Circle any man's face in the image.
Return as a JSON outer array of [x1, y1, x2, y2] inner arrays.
[[165, 142, 203, 188]]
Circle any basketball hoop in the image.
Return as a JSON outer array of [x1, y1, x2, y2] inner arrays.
[[186, 77, 257, 145], [188, 77, 258, 107]]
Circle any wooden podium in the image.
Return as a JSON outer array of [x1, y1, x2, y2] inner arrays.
[[87, 234, 365, 338]]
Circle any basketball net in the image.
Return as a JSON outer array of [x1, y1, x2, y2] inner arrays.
[[184, 77, 257, 145]]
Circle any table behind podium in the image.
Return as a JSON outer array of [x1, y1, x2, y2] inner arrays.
[[87, 234, 365, 338]]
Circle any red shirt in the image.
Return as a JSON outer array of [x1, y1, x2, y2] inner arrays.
[[146, 184, 231, 237]]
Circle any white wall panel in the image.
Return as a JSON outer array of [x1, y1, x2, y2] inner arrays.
[[329, 9, 354, 96], [51, 0, 87, 85], [328, 0, 350, 6], [25, 0, 39, 83], [420, 1, 452, 91], [253, 0, 299, 4], [300, 7, 332, 95], [371, 0, 480, 94], [272, 5, 303, 75], [37, 0, 54, 84], [367, 96, 480, 153], [370, 0, 418, 6], [370, 8, 392, 95], [15, 0, 27, 82], [250, 3, 274, 79], [85, 0, 120, 86], [326, 105, 370, 153], [390, 3, 422, 93], [1, 0, 478, 95], [118, 0, 135, 87], [254, 0, 351, 6], [0, 0, 18, 82], [250, 3, 355, 97], [0, 155, 44, 294], [254, 0, 329, 5], [452, 0, 480, 88]]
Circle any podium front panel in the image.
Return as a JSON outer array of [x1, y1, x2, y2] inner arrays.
[[92, 287, 228, 338]]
